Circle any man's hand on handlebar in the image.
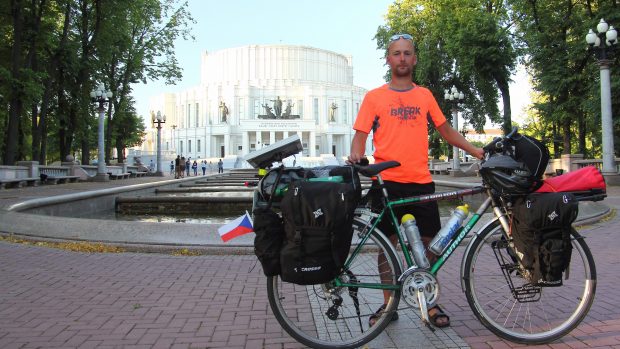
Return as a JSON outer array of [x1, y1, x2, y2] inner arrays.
[[347, 153, 367, 165], [471, 147, 485, 160]]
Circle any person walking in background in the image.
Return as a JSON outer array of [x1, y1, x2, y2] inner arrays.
[[175, 155, 181, 179], [170, 161, 174, 176], [348, 33, 484, 328], [217, 159, 224, 173], [201, 160, 207, 175], [179, 156, 185, 178], [185, 158, 191, 177], [192, 160, 198, 176]]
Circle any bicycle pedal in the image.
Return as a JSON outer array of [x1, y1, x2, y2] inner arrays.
[[423, 319, 436, 332]]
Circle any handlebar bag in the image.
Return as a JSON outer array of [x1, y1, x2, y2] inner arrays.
[[512, 134, 550, 179], [511, 192, 578, 287], [279, 180, 358, 285]]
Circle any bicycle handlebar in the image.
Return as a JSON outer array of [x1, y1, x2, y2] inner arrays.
[[482, 126, 519, 154]]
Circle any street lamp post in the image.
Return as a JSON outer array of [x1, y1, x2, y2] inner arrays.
[[586, 18, 618, 179], [152, 111, 166, 176], [90, 83, 113, 182], [444, 85, 465, 172]]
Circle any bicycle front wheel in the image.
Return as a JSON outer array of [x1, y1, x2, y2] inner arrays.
[[267, 219, 402, 349], [463, 220, 596, 344]]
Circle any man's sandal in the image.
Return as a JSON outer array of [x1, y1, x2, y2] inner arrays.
[[428, 305, 450, 328], [368, 304, 399, 327]]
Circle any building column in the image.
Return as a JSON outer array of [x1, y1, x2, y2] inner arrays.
[[310, 131, 316, 157], [242, 131, 249, 156], [283, 131, 289, 139], [224, 133, 230, 157], [327, 133, 333, 155], [269, 131, 275, 146], [256, 131, 262, 149]]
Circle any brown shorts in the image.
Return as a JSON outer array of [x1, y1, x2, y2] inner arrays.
[[369, 180, 441, 239]]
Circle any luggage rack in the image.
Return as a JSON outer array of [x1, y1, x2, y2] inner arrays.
[[569, 188, 606, 202]]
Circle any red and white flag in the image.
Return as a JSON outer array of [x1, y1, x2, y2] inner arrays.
[[217, 211, 254, 242]]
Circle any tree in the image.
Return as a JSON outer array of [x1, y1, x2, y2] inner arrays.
[[95, 0, 193, 164], [0, 0, 193, 165], [508, 0, 619, 157], [377, 0, 517, 134]]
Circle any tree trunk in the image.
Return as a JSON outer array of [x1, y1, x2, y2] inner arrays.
[[552, 122, 560, 157], [578, 112, 586, 157], [562, 118, 571, 155], [5, 0, 24, 165], [495, 74, 512, 134], [31, 103, 40, 161]]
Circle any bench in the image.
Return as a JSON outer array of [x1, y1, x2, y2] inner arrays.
[[0, 177, 39, 189], [129, 171, 148, 178], [41, 174, 80, 184], [108, 172, 131, 180]]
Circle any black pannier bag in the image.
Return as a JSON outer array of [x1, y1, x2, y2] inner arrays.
[[511, 192, 578, 287], [253, 207, 285, 276], [279, 179, 358, 285]]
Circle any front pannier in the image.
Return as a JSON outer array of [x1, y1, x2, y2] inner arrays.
[[253, 207, 285, 276], [279, 180, 358, 285], [511, 192, 578, 286]]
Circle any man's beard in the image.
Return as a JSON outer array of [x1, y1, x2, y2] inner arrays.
[[392, 65, 412, 78]]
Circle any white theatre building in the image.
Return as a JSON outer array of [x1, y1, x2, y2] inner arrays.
[[142, 44, 369, 167]]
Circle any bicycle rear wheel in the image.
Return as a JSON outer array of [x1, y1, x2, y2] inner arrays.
[[267, 219, 402, 349], [463, 220, 596, 344]]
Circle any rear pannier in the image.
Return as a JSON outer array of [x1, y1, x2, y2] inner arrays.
[[511, 192, 578, 287]]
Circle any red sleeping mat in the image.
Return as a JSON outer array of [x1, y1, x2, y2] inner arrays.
[[535, 166, 606, 193]]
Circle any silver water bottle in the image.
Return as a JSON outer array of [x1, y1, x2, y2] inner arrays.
[[401, 214, 430, 269], [429, 204, 469, 255]]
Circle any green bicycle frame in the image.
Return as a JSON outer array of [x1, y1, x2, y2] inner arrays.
[[334, 186, 488, 290]]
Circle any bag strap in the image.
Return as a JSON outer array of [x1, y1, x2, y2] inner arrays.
[[265, 165, 286, 210]]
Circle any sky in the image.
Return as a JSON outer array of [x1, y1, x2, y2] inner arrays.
[[132, 0, 530, 127]]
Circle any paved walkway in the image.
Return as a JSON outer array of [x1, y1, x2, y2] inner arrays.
[[0, 175, 619, 348]]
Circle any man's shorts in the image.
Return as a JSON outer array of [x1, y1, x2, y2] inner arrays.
[[369, 181, 441, 239]]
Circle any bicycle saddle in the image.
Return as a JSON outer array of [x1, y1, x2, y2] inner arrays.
[[355, 161, 400, 177]]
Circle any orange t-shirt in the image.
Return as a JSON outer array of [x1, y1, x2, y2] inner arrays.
[[353, 84, 446, 183]]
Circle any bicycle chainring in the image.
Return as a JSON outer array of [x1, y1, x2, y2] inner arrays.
[[400, 268, 439, 308]]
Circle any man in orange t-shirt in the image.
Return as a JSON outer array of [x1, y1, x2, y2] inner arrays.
[[348, 33, 484, 328]]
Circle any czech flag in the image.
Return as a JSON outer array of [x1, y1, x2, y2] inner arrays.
[[218, 211, 254, 242]]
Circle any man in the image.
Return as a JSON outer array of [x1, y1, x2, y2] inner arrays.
[[175, 155, 181, 179], [217, 159, 224, 174], [348, 33, 484, 328]]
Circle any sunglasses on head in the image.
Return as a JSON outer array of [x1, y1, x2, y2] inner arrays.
[[389, 33, 413, 42]]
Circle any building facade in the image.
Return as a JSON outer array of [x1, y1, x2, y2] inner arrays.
[[144, 45, 368, 164]]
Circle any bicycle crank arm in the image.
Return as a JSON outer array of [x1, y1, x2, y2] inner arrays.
[[416, 288, 435, 332]]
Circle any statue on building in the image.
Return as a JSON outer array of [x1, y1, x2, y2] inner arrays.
[[219, 101, 229, 123], [257, 98, 300, 119], [282, 101, 295, 119], [270, 96, 283, 117], [329, 102, 338, 122], [261, 103, 276, 118]]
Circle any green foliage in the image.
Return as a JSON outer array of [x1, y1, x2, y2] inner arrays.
[[0, 0, 193, 165], [378, 0, 517, 135], [508, 0, 619, 157]]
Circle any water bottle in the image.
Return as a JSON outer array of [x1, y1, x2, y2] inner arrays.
[[401, 214, 430, 269], [429, 204, 470, 255]]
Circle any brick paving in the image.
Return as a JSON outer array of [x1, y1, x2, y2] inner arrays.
[[0, 177, 619, 348]]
